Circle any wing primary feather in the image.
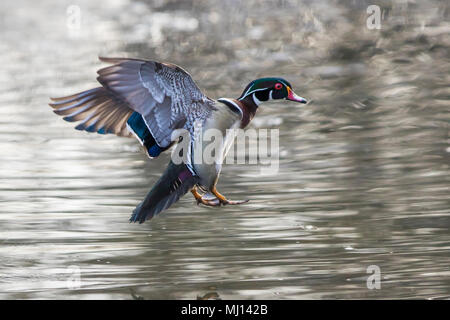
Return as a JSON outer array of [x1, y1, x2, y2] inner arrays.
[[50, 87, 134, 137]]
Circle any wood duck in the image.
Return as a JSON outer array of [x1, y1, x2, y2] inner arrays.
[[50, 57, 307, 223]]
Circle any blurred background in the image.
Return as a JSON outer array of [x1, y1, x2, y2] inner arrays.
[[0, 0, 449, 299]]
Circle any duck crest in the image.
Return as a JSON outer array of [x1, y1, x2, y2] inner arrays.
[[217, 97, 258, 129]]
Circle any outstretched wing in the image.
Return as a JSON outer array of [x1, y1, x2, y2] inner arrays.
[[49, 87, 134, 137], [50, 57, 215, 148]]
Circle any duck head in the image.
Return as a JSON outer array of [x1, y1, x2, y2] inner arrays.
[[238, 77, 307, 106]]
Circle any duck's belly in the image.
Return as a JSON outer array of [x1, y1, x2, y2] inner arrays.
[[192, 107, 241, 190]]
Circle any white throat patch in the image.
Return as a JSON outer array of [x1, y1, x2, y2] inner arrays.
[[252, 93, 262, 106]]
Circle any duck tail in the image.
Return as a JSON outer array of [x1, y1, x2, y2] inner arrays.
[[129, 161, 199, 223]]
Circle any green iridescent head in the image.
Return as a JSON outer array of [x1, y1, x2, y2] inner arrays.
[[238, 77, 307, 105]]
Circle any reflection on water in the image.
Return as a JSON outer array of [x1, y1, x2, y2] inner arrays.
[[0, 0, 449, 299]]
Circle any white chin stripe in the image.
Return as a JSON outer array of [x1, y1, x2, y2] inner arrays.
[[253, 93, 262, 106]]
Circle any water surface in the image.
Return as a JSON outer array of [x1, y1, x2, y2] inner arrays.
[[0, 0, 449, 299]]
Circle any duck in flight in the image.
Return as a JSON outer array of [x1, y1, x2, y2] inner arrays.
[[49, 57, 308, 223]]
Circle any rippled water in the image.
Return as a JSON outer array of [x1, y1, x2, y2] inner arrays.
[[0, 0, 449, 299]]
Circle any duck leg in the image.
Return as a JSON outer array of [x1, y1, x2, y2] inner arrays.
[[191, 187, 220, 207], [211, 186, 249, 205]]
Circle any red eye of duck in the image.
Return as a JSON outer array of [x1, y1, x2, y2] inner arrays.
[[274, 83, 283, 90]]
